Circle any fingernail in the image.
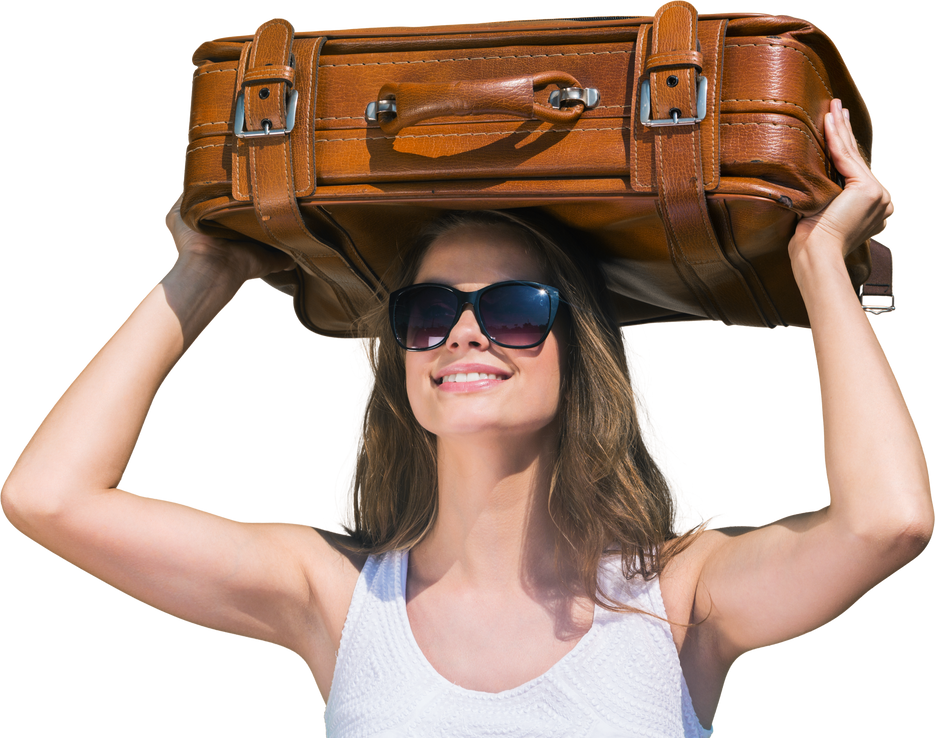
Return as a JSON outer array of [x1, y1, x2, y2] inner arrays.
[[843, 108, 850, 121]]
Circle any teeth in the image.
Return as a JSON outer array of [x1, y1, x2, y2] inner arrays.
[[442, 372, 500, 384]]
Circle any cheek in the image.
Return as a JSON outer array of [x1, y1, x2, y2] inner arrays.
[[405, 354, 432, 427]]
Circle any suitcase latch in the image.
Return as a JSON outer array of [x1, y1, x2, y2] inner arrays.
[[234, 90, 299, 138], [365, 99, 396, 124], [639, 76, 707, 127], [548, 87, 601, 110]]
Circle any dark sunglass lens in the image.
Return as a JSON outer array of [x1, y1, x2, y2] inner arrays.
[[394, 286, 458, 349], [479, 284, 551, 347]]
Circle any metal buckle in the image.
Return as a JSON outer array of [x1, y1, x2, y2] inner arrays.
[[365, 99, 396, 123], [639, 76, 707, 128], [860, 291, 895, 314], [234, 90, 298, 138], [548, 87, 601, 110]]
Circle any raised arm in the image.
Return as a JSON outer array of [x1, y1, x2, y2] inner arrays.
[[673, 100, 932, 696], [1, 203, 362, 696]]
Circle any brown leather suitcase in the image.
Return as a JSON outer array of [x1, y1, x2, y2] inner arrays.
[[181, 1, 892, 336]]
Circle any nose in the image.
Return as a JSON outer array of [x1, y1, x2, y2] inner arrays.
[[446, 302, 489, 349]]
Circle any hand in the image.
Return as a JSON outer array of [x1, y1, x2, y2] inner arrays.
[[165, 196, 295, 283], [789, 99, 894, 264]]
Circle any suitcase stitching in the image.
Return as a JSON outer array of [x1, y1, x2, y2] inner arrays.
[[191, 121, 230, 129], [725, 43, 832, 98], [316, 126, 628, 142], [194, 48, 829, 130], [320, 50, 629, 67], [631, 22, 651, 189], [189, 143, 231, 153], [187, 127, 823, 169], [193, 68, 236, 78], [308, 106, 824, 142], [232, 41, 253, 202], [721, 99, 822, 141], [303, 38, 320, 197], [310, 121, 821, 159], [184, 103, 713, 136], [703, 19, 726, 188], [720, 121, 825, 164]]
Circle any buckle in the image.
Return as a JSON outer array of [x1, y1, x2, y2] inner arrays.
[[639, 76, 707, 128], [860, 291, 895, 314], [234, 90, 298, 138]]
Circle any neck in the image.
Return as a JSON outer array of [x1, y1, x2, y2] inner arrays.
[[410, 426, 577, 596]]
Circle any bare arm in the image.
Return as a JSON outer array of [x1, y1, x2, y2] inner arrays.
[[1, 204, 361, 692], [686, 101, 932, 667]]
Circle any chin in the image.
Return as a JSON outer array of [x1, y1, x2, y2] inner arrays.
[[419, 408, 562, 443]]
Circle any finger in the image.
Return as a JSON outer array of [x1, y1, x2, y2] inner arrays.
[[838, 107, 864, 165], [271, 255, 297, 273], [828, 100, 860, 159], [824, 102, 869, 181], [839, 109, 869, 172]]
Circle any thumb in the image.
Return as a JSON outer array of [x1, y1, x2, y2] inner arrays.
[[267, 248, 297, 274]]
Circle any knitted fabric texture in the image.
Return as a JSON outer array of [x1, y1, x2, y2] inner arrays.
[[324, 549, 713, 737]]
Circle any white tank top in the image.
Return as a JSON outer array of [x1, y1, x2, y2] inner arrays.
[[324, 549, 713, 737]]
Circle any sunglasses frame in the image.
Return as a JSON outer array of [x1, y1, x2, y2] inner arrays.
[[389, 280, 561, 351]]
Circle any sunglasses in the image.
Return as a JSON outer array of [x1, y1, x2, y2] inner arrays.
[[389, 280, 561, 351]]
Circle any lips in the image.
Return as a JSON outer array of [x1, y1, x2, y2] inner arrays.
[[437, 376, 506, 394]]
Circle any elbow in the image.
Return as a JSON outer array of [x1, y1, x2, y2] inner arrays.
[[862, 493, 934, 567], [896, 502, 934, 561], [2, 476, 30, 535], [833, 482, 933, 571], [2, 473, 72, 539]]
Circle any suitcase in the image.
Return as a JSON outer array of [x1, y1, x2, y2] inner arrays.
[[181, 1, 893, 337]]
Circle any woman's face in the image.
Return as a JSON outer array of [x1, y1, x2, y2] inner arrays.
[[404, 224, 565, 443]]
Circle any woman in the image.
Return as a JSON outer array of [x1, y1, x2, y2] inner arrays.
[[2, 98, 930, 736]]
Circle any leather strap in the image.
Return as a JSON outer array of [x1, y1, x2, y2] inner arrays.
[[242, 65, 296, 87], [236, 20, 376, 324], [864, 239, 893, 297], [632, 2, 775, 327], [645, 49, 703, 71]]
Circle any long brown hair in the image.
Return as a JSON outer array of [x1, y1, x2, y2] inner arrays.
[[348, 210, 701, 611]]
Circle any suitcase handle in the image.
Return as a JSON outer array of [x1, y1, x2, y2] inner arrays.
[[366, 72, 597, 135]]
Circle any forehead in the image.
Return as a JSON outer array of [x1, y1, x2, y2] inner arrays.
[[414, 224, 548, 287]]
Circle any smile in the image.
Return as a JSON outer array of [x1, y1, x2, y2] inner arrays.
[[441, 372, 505, 384]]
